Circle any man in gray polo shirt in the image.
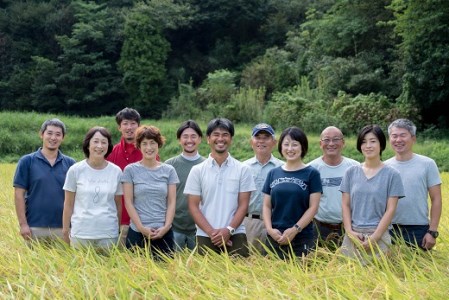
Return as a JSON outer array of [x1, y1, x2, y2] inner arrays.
[[184, 118, 256, 257], [243, 123, 283, 254]]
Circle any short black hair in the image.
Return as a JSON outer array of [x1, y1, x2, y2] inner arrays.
[[278, 126, 308, 158], [176, 120, 203, 139], [206, 118, 234, 137], [356, 125, 386, 156], [115, 107, 141, 126], [82, 127, 113, 158], [40, 118, 66, 137]]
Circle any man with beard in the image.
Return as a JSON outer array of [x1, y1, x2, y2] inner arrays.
[[13, 118, 76, 244], [184, 118, 256, 257], [165, 120, 205, 251]]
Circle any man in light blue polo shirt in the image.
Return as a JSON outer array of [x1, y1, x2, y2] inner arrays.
[[13, 118, 76, 243], [243, 123, 283, 254], [185, 118, 256, 257]]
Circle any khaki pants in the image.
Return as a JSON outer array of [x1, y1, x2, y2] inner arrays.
[[118, 225, 130, 249], [243, 217, 267, 254], [341, 227, 391, 264]]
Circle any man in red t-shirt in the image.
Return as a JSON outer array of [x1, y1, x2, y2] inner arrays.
[[107, 108, 143, 247]]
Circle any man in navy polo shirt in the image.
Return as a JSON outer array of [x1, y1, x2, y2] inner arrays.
[[13, 118, 76, 243]]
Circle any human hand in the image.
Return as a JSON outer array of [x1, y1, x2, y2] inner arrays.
[[20, 224, 32, 241], [421, 233, 436, 250], [267, 228, 283, 243], [347, 230, 365, 244], [278, 227, 297, 245], [140, 227, 156, 239], [62, 229, 70, 244], [152, 225, 171, 240], [210, 228, 231, 247]]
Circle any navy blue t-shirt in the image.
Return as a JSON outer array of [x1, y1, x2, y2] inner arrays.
[[262, 166, 322, 236], [13, 149, 76, 227]]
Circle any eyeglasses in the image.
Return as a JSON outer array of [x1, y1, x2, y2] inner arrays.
[[321, 137, 343, 144]]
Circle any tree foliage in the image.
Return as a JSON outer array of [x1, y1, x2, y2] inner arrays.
[[0, 0, 448, 129]]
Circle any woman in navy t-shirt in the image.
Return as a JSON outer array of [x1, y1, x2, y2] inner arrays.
[[262, 127, 322, 259]]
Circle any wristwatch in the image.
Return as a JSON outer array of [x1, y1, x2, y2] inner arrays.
[[427, 230, 439, 238], [226, 226, 236, 235], [294, 224, 302, 232]]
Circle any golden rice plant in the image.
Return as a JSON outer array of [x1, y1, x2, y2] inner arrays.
[[1, 164, 448, 299]]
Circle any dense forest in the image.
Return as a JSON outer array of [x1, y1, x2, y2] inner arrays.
[[1, 0, 448, 132]]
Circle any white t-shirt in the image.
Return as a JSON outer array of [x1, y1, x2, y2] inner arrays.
[[184, 154, 256, 237], [63, 160, 123, 239], [308, 156, 359, 223], [385, 153, 441, 225]]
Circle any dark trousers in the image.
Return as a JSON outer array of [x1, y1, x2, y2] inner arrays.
[[266, 234, 316, 260], [312, 219, 344, 250], [126, 227, 175, 258], [390, 224, 429, 250], [196, 233, 249, 257]]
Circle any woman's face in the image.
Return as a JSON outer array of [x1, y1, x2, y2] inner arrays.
[[281, 134, 302, 162], [89, 131, 109, 159], [361, 132, 381, 159], [140, 138, 159, 160]]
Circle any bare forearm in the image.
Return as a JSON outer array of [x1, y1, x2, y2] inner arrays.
[[14, 189, 28, 226], [429, 187, 442, 231], [190, 206, 214, 235]]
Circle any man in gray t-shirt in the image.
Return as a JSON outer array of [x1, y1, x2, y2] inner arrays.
[[386, 119, 442, 250], [308, 126, 358, 250]]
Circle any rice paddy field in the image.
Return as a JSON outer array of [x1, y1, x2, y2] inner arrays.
[[1, 164, 448, 299]]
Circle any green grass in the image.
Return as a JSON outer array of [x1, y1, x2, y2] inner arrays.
[[1, 111, 449, 171], [1, 164, 449, 299]]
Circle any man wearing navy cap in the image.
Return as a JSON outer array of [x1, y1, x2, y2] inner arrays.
[[243, 123, 284, 254]]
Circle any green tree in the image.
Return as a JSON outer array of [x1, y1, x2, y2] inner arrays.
[[0, 0, 73, 110], [391, 0, 449, 127], [119, 0, 194, 118], [55, 1, 126, 115]]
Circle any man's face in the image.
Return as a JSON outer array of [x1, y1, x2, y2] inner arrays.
[[40, 125, 64, 151], [250, 132, 276, 157], [389, 126, 415, 155], [207, 128, 232, 154], [118, 119, 139, 142], [179, 128, 202, 154], [320, 128, 344, 158]]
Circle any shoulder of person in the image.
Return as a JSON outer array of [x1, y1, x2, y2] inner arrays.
[[306, 156, 322, 167], [343, 156, 360, 165]]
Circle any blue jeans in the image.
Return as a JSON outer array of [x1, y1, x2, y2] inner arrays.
[[266, 234, 316, 260], [126, 227, 175, 258], [390, 224, 429, 250], [173, 230, 196, 251]]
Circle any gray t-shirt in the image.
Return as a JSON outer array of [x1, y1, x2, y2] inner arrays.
[[308, 156, 359, 223], [121, 162, 179, 231], [385, 154, 441, 225], [339, 165, 404, 229]]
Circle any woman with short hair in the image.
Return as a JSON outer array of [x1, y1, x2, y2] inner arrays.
[[340, 125, 404, 262], [62, 127, 123, 251], [122, 125, 179, 259]]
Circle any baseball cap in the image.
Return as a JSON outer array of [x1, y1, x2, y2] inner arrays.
[[252, 123, 275, 137]]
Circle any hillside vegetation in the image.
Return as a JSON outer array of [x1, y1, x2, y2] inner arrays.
[[1, 111, 449, 172]]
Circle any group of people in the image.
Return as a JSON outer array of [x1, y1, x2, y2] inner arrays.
[[13, 108, 442, 262]]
